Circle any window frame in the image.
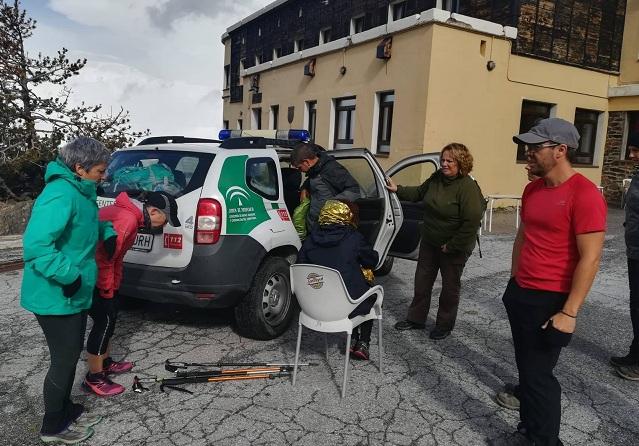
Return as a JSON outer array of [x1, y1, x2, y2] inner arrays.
[[377, 91, 395, 154], [269, 105, 279, 130], [389, 1, 407, 22], [334, 96, 356, 149], [252, 108, 262, 130], [573, 108, 601, 166], [306, 100, 317, 143], [350, 15, 365, 35], [623, 111, 639, 160], [320, 27, 332, 44], [516, 99, 555, 161]]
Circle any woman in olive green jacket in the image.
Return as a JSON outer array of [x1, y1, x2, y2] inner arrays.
[[21, 137, 115, 444], [386, 143, 484, 340]]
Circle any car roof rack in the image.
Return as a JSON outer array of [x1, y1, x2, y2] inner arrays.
[[219, 137, 301, 150], [137, 136, 221, 145]]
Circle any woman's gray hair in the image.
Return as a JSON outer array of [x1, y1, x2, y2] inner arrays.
[[58, 136, 111, 171]]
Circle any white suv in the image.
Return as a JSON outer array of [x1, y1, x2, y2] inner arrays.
[[98, 131, 440, 340]]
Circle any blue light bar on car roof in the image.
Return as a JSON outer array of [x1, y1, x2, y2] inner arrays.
[[217, 129, 310, 142]]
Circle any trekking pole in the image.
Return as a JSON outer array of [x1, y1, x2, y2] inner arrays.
[[172, 366, 296, 379], [164, 359, 316, 373], [132, 371, 292, 394]]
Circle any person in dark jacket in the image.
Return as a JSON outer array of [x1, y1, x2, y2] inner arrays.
[[21, 137, 115, 444], [291, 143, 361, 232], [297, 199, 379, 360], [387, 143, 484, 340], [611, 132, 639, 380], [84, 191, 179, 397]]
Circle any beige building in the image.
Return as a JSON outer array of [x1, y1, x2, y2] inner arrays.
[[222, 0, 633, 203]]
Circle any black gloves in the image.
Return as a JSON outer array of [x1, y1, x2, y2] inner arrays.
[[62, 275, 82, 298], [103, 235, 117, 260]]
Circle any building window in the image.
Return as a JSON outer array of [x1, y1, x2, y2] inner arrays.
[[237, 119, 243, 130], [390, 1, 407, 22], [255, 54, 262, 65], [351, 15, 365, 34], [223, 65, 230, 89], [273, 47, 282, 60], [516, 100, 555, 161], [298, 8, 303, 17], [320, 27, 332, 44], [306, 101, 317, 143], [269, 105, 279, 130], [246, 157, 278, 200], [334, 97, 356, 149], [252, 108, 262, 130], [239, 59, 245, 71], [625, 112, 639, 160], [223, 120, 229, 130], [437, 0, 459, 12], [258, 27, 261, 37], [573, 108, 601, 165], [294, 38, 305, 52], [377, 92, 394, 154]]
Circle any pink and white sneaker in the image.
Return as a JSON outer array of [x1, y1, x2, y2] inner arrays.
[[103, 358, 134, 375], [82, 374, 125, 397]]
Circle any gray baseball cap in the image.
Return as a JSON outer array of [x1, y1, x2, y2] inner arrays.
[[513, 118, 580, 149]]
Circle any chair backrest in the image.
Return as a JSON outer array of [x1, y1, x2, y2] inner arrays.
[[291, 264, 356, 322]]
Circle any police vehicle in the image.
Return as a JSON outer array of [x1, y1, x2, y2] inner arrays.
[[98, 130, 440, 340]]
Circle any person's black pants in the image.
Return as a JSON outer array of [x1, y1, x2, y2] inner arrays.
[[503, 279, 567, 446], [87, 290, 119, 356], [407, 242, 468, 331], [628, 258, 639, 357], [35, 311, 87, 435]]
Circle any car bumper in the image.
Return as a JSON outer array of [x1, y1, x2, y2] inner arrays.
[[119, 236, 266, 308]]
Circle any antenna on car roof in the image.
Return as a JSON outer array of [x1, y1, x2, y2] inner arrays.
[[137, 136, 221, 146]]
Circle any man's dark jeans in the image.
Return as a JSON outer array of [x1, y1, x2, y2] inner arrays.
[[503, 278, 568, 446], [628, 258, 639, 357], [406, 242, 468, 331]]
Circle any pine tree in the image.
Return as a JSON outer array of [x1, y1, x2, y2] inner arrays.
[[0, 0, 148, 199]]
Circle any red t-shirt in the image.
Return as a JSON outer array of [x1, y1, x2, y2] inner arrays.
[[516, 173, 607, 293]]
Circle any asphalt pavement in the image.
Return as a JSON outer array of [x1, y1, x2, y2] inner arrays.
[[1, 209, 637, 445]]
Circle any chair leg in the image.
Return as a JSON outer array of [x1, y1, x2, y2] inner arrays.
[[378, 317, 383, 374], [325, 333, 329, 362], [292, 323, 303, 386], [342, 332, 351, 399]]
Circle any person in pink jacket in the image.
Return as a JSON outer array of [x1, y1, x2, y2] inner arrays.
[[83, 191, 180, 396]]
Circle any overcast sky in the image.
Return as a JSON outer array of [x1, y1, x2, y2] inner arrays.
[[22, 0, 273, 140]]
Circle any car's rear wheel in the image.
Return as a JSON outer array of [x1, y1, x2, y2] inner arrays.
[[234, 256, 295, 340]]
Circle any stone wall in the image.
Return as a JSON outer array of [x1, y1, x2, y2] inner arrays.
[[0, 201, 33, 236], [602, 112, 637, 205]]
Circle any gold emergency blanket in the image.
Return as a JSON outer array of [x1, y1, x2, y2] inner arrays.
[[318, 200, 355, 227]]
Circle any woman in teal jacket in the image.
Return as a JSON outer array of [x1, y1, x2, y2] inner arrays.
[[21, 136, 115, 444]]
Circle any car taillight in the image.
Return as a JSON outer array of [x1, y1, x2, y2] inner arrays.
[[195, 199, 221, 244]]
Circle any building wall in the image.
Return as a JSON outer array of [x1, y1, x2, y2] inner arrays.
[[223, 25, 435, 162], [619, 0, 639, 84], [601, 111, 636, 204], [421, 25, 610, 199]]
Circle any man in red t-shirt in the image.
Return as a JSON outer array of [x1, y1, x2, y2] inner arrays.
[[494, 118, 606, 446]]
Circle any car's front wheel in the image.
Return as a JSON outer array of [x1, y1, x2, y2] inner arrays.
[[234, 256, 295, 340]]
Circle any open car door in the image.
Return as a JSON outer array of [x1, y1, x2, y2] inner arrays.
[[329, 149, 403, 270], [386, 153, 440, 260]]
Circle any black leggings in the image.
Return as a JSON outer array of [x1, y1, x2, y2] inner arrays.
[[87, 291, 119, 356], [35, 311, 87, 434]]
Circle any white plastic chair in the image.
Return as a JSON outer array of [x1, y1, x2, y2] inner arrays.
[[290, 264, 384, 398]]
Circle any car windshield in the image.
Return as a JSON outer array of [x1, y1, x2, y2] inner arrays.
[[100, 150, 215, 198]]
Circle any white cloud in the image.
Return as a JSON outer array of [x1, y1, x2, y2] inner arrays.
[[22, 0, 273, 139]]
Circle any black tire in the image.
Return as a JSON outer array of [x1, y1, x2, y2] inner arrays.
[[234, 256, 295, 340], [374, 256, 394, 276]]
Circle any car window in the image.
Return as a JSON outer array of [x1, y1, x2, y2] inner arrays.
[[334, 158, 379, 198], [101, 150, 215, 198], [246, 157, 278, 200], [390, 161, 437, 187]]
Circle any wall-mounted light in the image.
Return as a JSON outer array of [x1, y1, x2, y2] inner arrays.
[[486, 60, 496, 71], [304, 58, 316, 76], [376, 36, 392, 59], [339, 66, 347, 75]]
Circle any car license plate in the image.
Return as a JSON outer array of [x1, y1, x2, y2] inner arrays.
[[131, 233, 154, 252]]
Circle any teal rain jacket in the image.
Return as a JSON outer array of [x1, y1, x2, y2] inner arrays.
[[20, 158, 116, 315]]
